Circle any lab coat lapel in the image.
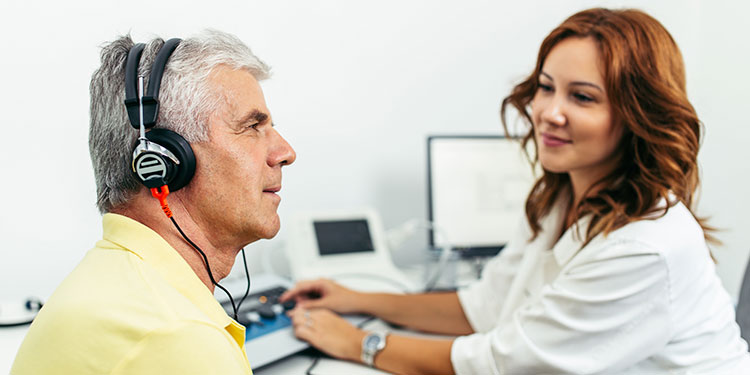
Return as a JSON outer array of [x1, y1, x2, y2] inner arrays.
[[552, 214, 592, 267], [497, 198, 567, 323]]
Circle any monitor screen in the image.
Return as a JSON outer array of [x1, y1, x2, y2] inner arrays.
[[314, 219, 375, 256], [427, 136, 536, 255]]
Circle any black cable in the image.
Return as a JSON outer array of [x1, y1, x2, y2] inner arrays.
[[235, 248, 251, 313], [304, 355, 321, 375], [0, 318, 36, 328], [169, 216, 239, 320]]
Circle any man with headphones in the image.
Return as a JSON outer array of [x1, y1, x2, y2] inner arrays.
[[12, 30, 295, 375]]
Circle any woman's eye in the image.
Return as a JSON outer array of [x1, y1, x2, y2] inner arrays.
[[573, 92, 594, 103], [538, 83, 553, 92]]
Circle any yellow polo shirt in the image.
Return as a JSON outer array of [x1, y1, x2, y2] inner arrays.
[[11, 214, 252, 375]]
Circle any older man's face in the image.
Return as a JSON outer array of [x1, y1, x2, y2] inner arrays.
[[185, 65, 296, 248]]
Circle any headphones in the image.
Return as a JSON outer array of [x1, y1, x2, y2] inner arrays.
[[124, 38, 196, 192]]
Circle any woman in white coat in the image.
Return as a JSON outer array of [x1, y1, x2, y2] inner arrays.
[[280, 8, 750, 374]]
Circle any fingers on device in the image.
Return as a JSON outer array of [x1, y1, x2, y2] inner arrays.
[[286, 209, 415, 293], [216, 274, 368, 368]]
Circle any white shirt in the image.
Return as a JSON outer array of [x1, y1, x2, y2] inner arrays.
[[451, 198, 750, 374]]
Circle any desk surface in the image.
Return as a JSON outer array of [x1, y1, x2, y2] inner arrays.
[[0, 326, 28, 374]]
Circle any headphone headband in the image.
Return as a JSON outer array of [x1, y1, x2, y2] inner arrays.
[[123, 38, 182, 129], [124, 43, 145, 129]]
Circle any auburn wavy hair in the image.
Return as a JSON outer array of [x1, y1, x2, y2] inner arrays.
[[501, 8, 711, 245]]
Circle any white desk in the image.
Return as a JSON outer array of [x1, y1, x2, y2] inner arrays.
[[0, 326, 28, 374]]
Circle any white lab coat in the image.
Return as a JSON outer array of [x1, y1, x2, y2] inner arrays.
[[451, 197, 750, 374]]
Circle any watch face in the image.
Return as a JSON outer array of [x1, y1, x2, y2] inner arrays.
[[365, 335, 381, 348]]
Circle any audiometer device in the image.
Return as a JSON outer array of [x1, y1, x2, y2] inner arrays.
[[286, 209, 415, 293]]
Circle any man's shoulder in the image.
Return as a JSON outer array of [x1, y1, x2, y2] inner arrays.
[[11, 246, 221, 375], [46, 244, 212, 326], [23, 246, 173, 338]]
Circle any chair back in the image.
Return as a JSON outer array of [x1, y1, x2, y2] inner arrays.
[[736, 256, 750, 346]]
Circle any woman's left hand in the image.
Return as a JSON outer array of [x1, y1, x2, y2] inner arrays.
[[288, 307, 366, 362]]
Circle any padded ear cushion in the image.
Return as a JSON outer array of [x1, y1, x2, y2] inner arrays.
[[145, 128, 196, 192]]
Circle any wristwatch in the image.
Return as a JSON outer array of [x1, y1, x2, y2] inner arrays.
[[361, 331, 388, 367]]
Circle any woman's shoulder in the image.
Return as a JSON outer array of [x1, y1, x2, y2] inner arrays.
[[609, 200, 703, 246], [581, 200, 709, 266]]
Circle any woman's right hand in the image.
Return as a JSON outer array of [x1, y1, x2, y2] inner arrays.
[[279, 278, 364, 314]]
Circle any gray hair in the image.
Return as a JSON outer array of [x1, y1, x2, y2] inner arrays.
[[89, 29, 270, 213]]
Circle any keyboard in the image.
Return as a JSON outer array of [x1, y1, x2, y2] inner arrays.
[[221, 285, 297, 341], [217, 274, 369, 369]]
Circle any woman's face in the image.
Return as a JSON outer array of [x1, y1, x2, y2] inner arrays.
[[531, 37, 623, 187]]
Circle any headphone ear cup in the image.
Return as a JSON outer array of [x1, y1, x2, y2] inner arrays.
[[144, 129, 196, 192]]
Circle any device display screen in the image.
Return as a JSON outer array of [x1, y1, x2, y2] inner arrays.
[[314, 219, 374, 256]]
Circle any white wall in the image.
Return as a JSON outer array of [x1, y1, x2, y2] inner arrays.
[[2, 0, 749, 301]]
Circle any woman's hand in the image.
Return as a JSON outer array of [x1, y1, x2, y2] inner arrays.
[[288, 307, 366, 362], [279, 278, 363, 314]]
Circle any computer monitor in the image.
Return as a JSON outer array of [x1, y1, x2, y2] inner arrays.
[[427, 135, 537, 256]]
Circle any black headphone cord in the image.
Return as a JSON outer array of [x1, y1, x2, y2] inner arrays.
[[151, 186, 250, 322], [235, 246, 251, 313], [169, 216, 240, 320]]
